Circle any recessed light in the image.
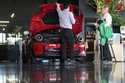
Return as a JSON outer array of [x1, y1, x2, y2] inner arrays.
[[10, 13, 15, 18]]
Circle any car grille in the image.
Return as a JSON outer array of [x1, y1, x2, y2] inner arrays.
[[44, 48, 80, 57], [43, 33, 61, 43]]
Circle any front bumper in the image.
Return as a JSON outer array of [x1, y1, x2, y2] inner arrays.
[[32, 42, 86, 58]]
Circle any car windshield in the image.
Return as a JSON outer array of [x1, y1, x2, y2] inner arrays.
[[43, 9, 59, 24]]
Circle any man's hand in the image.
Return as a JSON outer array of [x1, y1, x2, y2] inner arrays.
[[56, 2, 61, 11], [56, 2, 60, 7]]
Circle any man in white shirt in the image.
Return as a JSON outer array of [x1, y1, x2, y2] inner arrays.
[[56, 2, 76, 64]]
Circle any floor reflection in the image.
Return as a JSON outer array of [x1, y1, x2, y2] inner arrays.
[[30, 63, 95, 83], [0, 62, 124, 83], [101, 63, 125, 83]]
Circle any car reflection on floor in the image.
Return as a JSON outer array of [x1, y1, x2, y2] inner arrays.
[[0, 63, 94, 83], [31, 63, 94, 83], [0, 62, 124, 83]]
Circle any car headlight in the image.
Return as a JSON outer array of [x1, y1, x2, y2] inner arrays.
[[34, 34, 43, 42], [77, 32, 84, 43]]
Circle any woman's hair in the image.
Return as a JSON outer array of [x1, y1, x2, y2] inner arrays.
[[103, 5, 109, 11], [103, 5, 109, 9]]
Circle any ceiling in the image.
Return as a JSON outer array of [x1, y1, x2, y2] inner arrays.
[[0, 0, 44, 27], [0, 0, 78, 27]]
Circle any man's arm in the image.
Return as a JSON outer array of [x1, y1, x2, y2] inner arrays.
[[69, 12, 76, 24], [56, 2, 61, 12]]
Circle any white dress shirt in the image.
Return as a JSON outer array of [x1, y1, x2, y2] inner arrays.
[[56, 5, 76, 29], [103, 13, 112, 27]]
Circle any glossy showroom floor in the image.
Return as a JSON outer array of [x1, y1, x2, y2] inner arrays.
[[0, 61, 125, 83]]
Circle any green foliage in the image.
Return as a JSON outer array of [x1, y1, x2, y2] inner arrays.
[[109, 0, 125, 25], [96, 0, 104, 10], [111, 12, 125, 26], [96, 0, 125, 26]]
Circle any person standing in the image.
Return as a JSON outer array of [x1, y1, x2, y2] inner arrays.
[[100, 5, 113, 61], [56, 2, 76, 64]]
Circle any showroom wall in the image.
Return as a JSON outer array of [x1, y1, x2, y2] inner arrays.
[[79, 0, 96, 17]]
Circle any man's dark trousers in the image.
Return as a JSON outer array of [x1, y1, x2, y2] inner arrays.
[[60, 28, 74, 64]]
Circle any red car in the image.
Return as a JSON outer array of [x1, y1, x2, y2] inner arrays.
[[29, 3, 86, 61]]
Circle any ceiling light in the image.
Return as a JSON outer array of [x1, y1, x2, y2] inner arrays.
[[10, 13, 15, 18], [0, 21, 10, 23]]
